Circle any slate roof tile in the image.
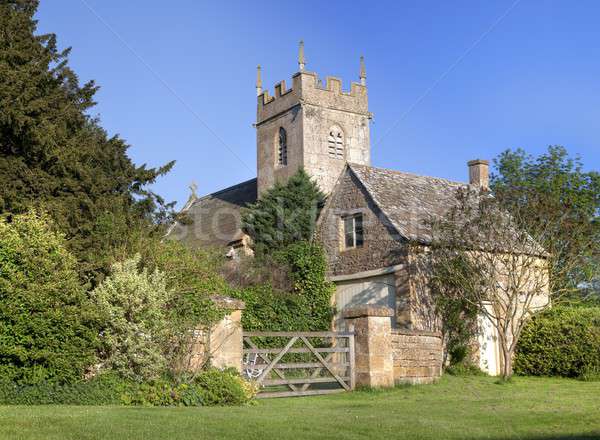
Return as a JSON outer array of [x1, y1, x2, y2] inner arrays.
[[348, 163, 467, 243]]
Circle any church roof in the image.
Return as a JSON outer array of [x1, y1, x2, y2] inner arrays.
[[347, 163, 467, 244], [166, 178, 257, 247], [191, 178, 258, 209]]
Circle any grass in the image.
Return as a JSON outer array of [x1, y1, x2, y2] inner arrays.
[[1, 375, 599, 440]]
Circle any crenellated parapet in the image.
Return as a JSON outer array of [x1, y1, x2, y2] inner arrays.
[[256, 71, 370, 125], [255, 43, 372, 196]]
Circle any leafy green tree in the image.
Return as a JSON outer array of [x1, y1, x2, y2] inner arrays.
[[0, 0, 174, 284], [0, 210, 96, 384], [91, 255, 171, 382], [491, 146, 600, 297], [242, 169, 325, 256], [238, 171, 332, 331], [430, 187, 553, 379]]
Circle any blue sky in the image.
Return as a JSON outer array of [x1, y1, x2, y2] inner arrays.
[[37, 1, 600, 208]]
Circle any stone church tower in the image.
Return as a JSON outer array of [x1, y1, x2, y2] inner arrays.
[[256, 42, 372, 195]]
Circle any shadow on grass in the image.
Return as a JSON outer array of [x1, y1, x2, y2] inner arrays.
[[480, 436, 600, 440], [352, 382, 417, 394]]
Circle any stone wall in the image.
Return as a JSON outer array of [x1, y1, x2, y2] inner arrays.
[[180, 300, 442, 389], [302, 99, 370, 195], [391, 329, 443, 384], [404, 247, 441, 332], [256, 105, 304, 196], [316, 168, 407, 276]]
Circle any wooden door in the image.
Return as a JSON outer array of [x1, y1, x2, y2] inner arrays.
[[334, 274, 396, 329]]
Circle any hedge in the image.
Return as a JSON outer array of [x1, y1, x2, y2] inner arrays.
[[0, 369, 256, 406], [514, 306, 600, 378], [0, 211, 97, 385]]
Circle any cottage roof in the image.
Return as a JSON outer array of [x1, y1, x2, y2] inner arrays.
[[347, 164, 545, 256], [347, 163, 468, 244]]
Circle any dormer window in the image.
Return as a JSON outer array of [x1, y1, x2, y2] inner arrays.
[[343, 213, 363, 250], [278, 127, 287, 166], [328, 127, 344, 159]]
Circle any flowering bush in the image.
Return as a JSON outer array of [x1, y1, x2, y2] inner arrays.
[[91, 255, 171, 382]]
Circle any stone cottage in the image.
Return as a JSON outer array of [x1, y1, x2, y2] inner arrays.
[[167, 44, 542, 378]]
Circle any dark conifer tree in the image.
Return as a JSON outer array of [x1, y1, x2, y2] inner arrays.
[[0, 1, 174, 284], [242, 169, 325, 256]]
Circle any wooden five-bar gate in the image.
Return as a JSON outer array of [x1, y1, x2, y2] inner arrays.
[[242, 331, 355, 398]]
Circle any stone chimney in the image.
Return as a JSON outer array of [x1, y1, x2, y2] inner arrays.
[[468, 159, 489, 190]]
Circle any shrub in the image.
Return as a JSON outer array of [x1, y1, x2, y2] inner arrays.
[[514, 306, 600, 378], [91, 255, 171, 382], [142, 240, 228, 368], [445, 363, 486, 377], [140, 239, 229, 326], [121, 369, 257, 406], [120, 380, 199, 406], [0, 369, 257, 406], [273, 241, 334, 329], [0, 210, 97, 385], [193, 368, 258, 405], [0, 373, 124, 405]]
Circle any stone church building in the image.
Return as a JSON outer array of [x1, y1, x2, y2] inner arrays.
[[167, 46, 504, 376]]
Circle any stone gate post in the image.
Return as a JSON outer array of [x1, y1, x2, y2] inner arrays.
[[187, 296, 245, 372], [208, 296, 245, 372], [343, 306, 394, 388]]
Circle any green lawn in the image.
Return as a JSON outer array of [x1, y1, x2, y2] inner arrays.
[[1, 376, 599, 440]]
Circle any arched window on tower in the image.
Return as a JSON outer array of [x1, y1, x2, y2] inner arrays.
[[328, 126, 344, 159], [278, 127, 287, 166]]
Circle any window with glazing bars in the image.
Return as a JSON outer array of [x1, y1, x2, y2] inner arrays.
[[278, 127, 287, 165], [343, 213, 363, 249]]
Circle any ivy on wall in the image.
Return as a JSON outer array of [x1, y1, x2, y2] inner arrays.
[[232, 242, 335, 332]]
